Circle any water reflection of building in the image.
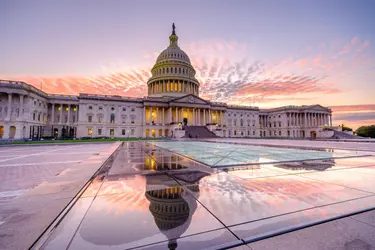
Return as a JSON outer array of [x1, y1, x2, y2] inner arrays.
[[145, 171, 207, 250]]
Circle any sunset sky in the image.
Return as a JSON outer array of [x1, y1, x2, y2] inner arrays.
[[1, 0, 374, 129]]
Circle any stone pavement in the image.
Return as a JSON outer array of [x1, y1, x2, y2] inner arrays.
[[0, 142, 121, 250]]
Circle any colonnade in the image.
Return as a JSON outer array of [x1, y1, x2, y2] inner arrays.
[[259, 112, 332, 128], [50, 104, 78, 124], [1, 93, 25, 121], [287, 112, 332, 127], [148, 80, 199, 96], [143, 106, 224, 125]]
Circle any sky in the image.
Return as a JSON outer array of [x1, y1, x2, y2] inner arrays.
[[1, 0, 375, 129]]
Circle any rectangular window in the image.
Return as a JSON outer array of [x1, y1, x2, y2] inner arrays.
[[122, 129, 125, 135], [110, 129, 114, 136], [65, 115, 68, 123], [98, 129, 102, 135], [131, 129, 135, 135], [131, 120, 134, 124], [98, 116, 102, 123], [88, 116, 92, 122], [88, 128, 93, 135], [122, 107, 126, 111], [110, 114, 115, 123], [57, 115, 60, 122], [131, 108, 135, 112]]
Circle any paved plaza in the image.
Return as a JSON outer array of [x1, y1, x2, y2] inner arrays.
[[27, 139, 375, 250], [0, 142, 121, 250]]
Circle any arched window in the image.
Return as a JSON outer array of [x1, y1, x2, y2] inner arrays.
[[166, 68, 169, 73], [110, 114, 115, 123], [174, 68, 177, 73], [163, 68, 165, 74], [179, 68, 181, 74], [240, 119, 243, 126]]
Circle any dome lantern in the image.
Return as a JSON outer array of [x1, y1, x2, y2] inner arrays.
[[169, 23, 178, 47]]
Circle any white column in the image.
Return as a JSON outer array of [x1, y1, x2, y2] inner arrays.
[[51, 104, 55, 123], [150, 106, 153, 123], [203, 109, 206, 125], [169, 107, 172, 123], [162, 108, 165, 125], [329, 114, 332, 127], [192, 108, 195, 125], [18, 94, 24, 120], [143, 106, 146, 125], [156, 107, 159, 124], [198, 109, 200, 125], [6, 93, 12, 120], [59, 104, 63, 124], [67, 104, 71, 124]]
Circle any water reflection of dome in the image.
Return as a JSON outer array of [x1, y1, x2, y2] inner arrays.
[[145, 172, 209, 250], [145, 187, 196, 250]]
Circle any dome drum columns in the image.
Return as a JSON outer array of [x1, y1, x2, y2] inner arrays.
[[148, 80, 199, 96]]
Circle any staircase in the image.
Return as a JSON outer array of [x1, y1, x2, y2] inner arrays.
[[183, 126, 217, 138], [331, 131, 363, 139]]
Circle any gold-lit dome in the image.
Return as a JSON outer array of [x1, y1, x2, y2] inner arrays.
[[147, 23, 200, 98]]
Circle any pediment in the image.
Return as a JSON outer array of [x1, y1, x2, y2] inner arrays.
[[306, 104, 330, 112], [170, 94, 210, 105]]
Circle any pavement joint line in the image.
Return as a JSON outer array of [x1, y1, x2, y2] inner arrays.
[[0, 145, 83, 163], [213, 155, 373, 168], [225, 194, 375, 230], [148, 142, 214, 169], [295, 172, 375, 195], [212, 147, 240, 166], [0, 161, 82, 168], [126, 228, 230, 250], [199, 139, 375, 153], [349, 215, 375, 228], [28, 142, 122, 249], [240, 206, 375, 245]]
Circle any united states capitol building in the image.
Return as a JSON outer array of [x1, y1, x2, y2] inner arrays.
[[0, 25, 332, 140]]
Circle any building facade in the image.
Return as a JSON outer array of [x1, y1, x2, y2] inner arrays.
[[0, 25, 332, 140]]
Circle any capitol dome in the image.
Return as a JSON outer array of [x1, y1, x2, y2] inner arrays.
[[147, 24, 200, 97]]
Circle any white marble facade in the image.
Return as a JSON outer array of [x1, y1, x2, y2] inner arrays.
[[0, 25, 332, 140]]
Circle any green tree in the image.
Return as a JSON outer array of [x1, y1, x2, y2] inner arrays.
[[356, 125, 375, 138], [341, 124, 353, 131]]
